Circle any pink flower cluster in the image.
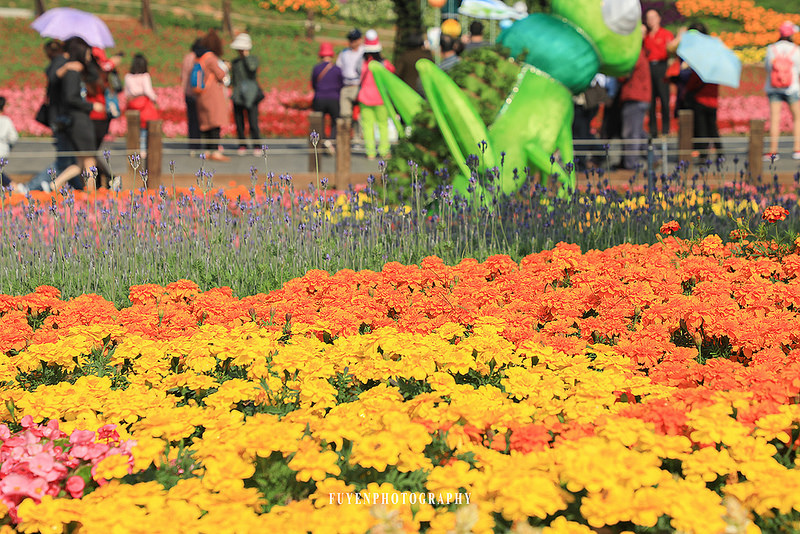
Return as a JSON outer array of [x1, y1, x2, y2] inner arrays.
[[2, 85, 313, 140], [0, 416, 135, 522]]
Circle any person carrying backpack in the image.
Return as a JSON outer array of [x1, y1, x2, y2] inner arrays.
[[764, 21, 800, 161], [357, 29, 395, 160]]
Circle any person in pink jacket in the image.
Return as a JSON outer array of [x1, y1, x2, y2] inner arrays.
[[357, 30, 395, 160], [194, 30, 230, 162], [124, 53, 159, 156]]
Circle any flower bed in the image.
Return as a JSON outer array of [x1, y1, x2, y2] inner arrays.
[[4, 85, 312, 139], [1, 241, 800, 531]]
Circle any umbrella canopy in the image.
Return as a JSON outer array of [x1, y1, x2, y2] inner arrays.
[[458, 0, 526, 21], [31, 7, 115, 49], [676, 30, 741, 88]]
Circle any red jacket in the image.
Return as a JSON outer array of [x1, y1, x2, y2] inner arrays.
[[686, 71, 719, 109], [644, 27, 674, 62], [619, 50, 652, 103]]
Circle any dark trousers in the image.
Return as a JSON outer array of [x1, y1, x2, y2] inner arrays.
[[92, 118, 111, 187], [200, 127, 221, 151], [692, 102, 722, 159], [622, 101, 649, 169], [233, 103, 261, 149], [312, 98, 340, 140], [649, 61, 670, 136], [186, 95, 201, 150], [572, 103, 599, 168]]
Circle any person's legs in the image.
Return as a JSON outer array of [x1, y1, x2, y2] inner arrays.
[[768, 97, 783, 155], [360, 105, 377, 158], [789, 98, 800, 153], [375, 105, 390, 158], [247, 104, 261, 148], [649, 62, 669, 136], [186, 96, 201, 151], [622, 101, 647, 168], [233, 103, 247, 149]]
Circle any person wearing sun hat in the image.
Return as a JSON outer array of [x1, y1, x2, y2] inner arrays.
[[357, 29, 396, 159], [311, 42, 343, 154], [230, 33, 263, 156], [764, 20, 800, 161]]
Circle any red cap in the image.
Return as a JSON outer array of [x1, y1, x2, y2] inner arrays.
[[318, 42, 334, 58]]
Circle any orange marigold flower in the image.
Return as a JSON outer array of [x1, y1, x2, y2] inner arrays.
[[660, 221, 681, 235], [762, 206, 789, 223], [729, 229, 748, 241]]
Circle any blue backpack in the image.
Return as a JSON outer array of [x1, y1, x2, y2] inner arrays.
[[190, 60, 205, 94]]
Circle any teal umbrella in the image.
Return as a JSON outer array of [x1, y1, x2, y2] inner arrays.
[[676, 30, 741, 88]]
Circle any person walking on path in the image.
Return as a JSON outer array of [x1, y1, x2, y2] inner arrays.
[[124, 53, 159, 157], [230, 33, 263, 156], [764, 21, 800, 161], [311, 42, 343, 155], [194, 30, 230, 162], [357, 30, 395, 160], [0, 96, 19, 188], [181, 39, 203, 155], [644, 9, 674, 137], [618, 37, 651, 170]]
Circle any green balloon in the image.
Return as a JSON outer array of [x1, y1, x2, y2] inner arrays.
[[497, 14, 599, 94]]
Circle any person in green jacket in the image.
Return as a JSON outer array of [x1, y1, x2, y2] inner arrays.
[[230, 33, 264, 156]]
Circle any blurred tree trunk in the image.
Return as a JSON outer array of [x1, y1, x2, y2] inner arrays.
[[222, 0, 233, 37], [305, 9, 315, 39], [141, 0, 154, 29], [391, 0, 423, 63], [34, 0, 46, 17]]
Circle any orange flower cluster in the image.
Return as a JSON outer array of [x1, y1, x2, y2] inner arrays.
[[259, 0, 338, 15], [762, 205, 789, 223], [676, 0, 800, 49]]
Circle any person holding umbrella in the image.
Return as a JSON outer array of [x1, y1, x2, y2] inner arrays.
[[764, 21, 800, 161]]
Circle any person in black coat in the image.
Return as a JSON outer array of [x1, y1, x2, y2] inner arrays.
[[52, 37, 105, 191]]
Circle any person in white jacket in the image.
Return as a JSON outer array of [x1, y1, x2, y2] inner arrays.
[[0, 95, 19, 188]]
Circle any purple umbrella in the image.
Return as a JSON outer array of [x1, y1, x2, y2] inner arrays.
[[31, 7, 115, 49]]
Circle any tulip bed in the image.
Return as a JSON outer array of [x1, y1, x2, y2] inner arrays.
[[1, 237, 800, 532]]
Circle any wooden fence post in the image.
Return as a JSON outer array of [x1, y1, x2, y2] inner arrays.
[[124, 111, 141, 191], [146, 120, 163, 188], [678, 109, 694, 169], [140, 0, 154, 30], [308, 111, 324, 172], [222, 0, 233, 38], [748, 119, 765, 181], [335, 118, 351, 189], [34, 0, 46, 16]]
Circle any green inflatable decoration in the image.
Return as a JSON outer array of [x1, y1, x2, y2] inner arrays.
[[373, 0, 643, 199]]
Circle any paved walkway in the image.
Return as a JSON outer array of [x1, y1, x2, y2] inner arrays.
[[5, 135, 800, 191]]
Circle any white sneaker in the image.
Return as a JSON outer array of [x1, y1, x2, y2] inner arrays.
[[110, 176, 122, 191], [14, 183, 29, 195], [793, 151, 800, 160]]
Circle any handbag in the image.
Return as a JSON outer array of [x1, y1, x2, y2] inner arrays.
[[35, 102, 50, 127], [254, 86, 265, 105], [105, 88, 121, 118]]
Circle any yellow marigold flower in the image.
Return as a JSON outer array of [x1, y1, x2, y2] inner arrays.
[[681, 446, 736, 483], [543, 516, 596, 533], [688, 404, 749, 446], [94, 453, 132, 481], [288, 437, 341, 482], [754, 409, 794, 443], [489, 473, 569, 521], [16, 496, 83, 534], [426, 460, 480, 496], [350, 431, 401, 472]]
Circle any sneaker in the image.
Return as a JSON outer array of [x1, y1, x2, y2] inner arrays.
[[253, 148, 263, 157], [763, 153, 780, 161], [13, 183, 29, 195], [323, 139, 335, 156], [793, 151, 800, 160], [110, 176, 122, 191], [237, 147, 247, 156]]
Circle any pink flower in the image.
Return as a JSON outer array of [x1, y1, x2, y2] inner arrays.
[[0, 425, 10, 441], [19, 416, 34, 429], [96, 424, 120, 443], [0, 473, 47, 501], [65, 475, 85, 499]]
